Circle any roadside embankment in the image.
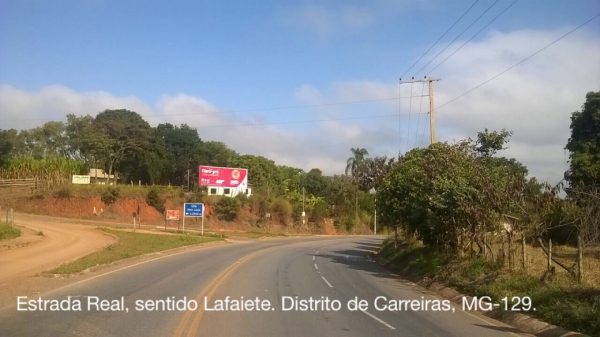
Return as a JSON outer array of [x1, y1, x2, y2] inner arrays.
[[377, 238, 598, 337]]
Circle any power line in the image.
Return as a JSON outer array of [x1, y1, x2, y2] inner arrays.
[[426, 0, 520, 75], [400, 0, 482, 78], [7, 94, 431, 123], [193, 112, 427, 129], [439, 12, 600, 110], [413, 0, 500, 76]]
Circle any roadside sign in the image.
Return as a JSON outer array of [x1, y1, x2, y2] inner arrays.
[[166, 209, 180, 221], [184, 203, 204, 217], [182, 203, 205, 236], [199, 166, 248, 188], [72, 175, 91, 184]]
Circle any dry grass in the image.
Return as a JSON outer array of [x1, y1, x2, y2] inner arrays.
[[380, 238, 600, 336], [526, 244, 600, 287], [483, 238, 600, 287]]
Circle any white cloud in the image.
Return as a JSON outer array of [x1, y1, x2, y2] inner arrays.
[[278, 0, 432, 39], [293, 28, 600, 183], [281, 4, 373, 38], [2, 28, 597, 182], [0, 85, 350, 174], [434, 28, 600, 183], [0, 84, 151, 129]]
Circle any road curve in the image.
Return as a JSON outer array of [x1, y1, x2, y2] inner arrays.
[[0, 236, 530, 337], [0, 213, 114, 285]]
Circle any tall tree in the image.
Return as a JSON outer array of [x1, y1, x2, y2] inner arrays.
[[197, 141, 238, 167], [156, 123, 203, 186], [92, 109, 153, 183], [303, 168, 327, 197], [0, 129, 20, 167], [355, 156, 395, 191], [565, 91, 600, 187], [475, 128, 512, 157], [345, 147, 369, 178]]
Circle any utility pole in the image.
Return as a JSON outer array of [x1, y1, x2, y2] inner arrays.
[[399, 76, 441, 144], [187, 169, 190, 192], [302, 187, 306, 226]]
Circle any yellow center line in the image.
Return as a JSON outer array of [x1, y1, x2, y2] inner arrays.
[[173, 245, 278, 337]]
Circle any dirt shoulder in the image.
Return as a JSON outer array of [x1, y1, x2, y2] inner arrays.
[[0, 213, 115, 288]]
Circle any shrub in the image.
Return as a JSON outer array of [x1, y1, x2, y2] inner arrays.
[[53, 186, 72, 198], [270, 198, 293, 225], [310, 201, 328, 225], [146, 188, 165, 214], [215, 197, 240, 221], [101, 187, 120, 204]]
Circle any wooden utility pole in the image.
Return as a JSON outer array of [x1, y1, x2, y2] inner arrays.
[[399, 76, 440, 144]]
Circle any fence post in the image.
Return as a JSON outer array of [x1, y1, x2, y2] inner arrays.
[[483, 233, 487, 260], [521, 234, 527, 272], [547, 238, 552, 272], [577, 233, 583, 283]]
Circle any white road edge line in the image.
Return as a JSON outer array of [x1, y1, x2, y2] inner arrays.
[[312, 255, 315, 261], [361, 310, 396, 330], [320, 276, 333, 288], [314, 263, 319, 270]]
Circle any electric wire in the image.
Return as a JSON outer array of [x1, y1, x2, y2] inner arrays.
[[413, 0, 500, 76], [426, 0, 520, 76], [400, 0, 482, 78], [438, 12, 600, 110]]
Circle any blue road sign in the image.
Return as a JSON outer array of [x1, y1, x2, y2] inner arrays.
[[184, 203, 204, 217]]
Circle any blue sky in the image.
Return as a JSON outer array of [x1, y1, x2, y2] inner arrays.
[[1, 0, 599, 182]]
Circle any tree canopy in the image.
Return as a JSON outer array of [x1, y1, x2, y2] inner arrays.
[[565, 91, 600, 187]]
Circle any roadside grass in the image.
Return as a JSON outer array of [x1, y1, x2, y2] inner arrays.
[[206, 230, 287, 239], [378, 238, 600, 336], [0, 222, 21, 241], [51, 228, 222, 274]]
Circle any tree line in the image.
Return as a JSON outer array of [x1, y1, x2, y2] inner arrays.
[[375, 91, 599, 282], [0, 109, 380, 231], [1, 91, 597, 239]]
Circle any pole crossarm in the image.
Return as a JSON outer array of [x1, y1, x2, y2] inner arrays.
[[399, 77, 441, 144]]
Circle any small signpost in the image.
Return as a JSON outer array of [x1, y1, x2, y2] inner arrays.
[[165, 209, 181, 231], [166, 209, 180, 221], [183, 203, 204, 236]]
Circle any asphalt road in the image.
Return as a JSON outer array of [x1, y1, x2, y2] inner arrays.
[[0, 236, 530, 337]]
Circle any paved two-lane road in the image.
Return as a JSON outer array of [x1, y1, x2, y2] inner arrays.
[[0, 236, 529, 337]]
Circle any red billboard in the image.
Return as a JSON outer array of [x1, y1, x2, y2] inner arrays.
[[199, 166, 248, 188]]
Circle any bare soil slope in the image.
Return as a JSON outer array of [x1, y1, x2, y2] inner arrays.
[[0, 213, 114, 286]]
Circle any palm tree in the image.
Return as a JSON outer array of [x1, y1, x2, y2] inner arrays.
[[345, 147, 369, 178]]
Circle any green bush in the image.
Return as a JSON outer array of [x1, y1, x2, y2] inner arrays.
[[101, 187, 120, 204], [146, 188, 165, 213], [270, 198, 293, 225], [0, 222, 21, 241], [53, 186, 72, 198], [310, 201, 328, 225], [215, 197, 240, 221]]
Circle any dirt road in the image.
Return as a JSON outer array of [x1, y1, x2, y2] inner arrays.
[[0, 213, 115, 286]]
